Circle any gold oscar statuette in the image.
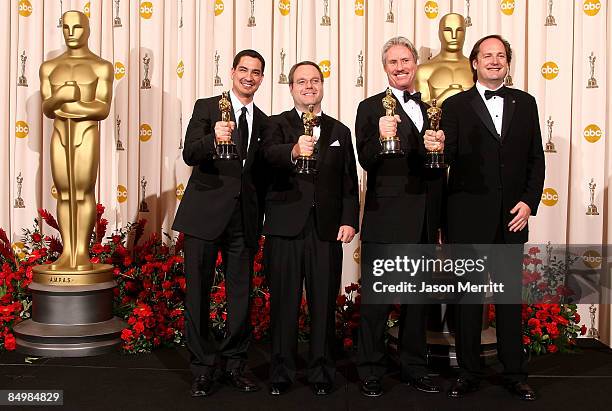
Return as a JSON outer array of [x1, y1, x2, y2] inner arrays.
[[386, 0, 394, 23], [425, 99, 447, 168], [545, 0, 557, 26], [248, 0, 256, 27], [379, 88, 404, 156], [545, 116, 556, 153], [296, 104, 319, 174], [216, 91, 239, 160], [321, 0, 331, 26], [586, 179, 599, 216], [587, 52, 598, 89], [279, 49, 289, 84], [214, 51, 223, 87]]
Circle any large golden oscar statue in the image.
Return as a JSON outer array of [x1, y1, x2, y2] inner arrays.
[[415, 13, 473, 106], [14, 11, 125, 357]]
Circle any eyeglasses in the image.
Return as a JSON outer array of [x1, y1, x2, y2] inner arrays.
[[293, 78, 322, 87]]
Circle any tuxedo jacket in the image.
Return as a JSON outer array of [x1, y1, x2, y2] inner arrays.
[[355, 90, 445, 244], [441, 86, 545, 244], [172, 95, 268, 248], [261, 109, 359, 241]]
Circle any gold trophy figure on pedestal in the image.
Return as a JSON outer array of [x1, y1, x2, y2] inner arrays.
[[586, 179, 599, 216], [415, 13, 473, 106], [39, 10, 113, 275], [216, 91, 239, 160], [545, 116, 556, 153], [295, 104, 319, 174], [379, 88, 403, 156], [14, 10, 125, 357], [425, 99, 447, 168]]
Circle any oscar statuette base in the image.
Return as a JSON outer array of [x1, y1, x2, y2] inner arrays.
[[13, 264, 126, 357]]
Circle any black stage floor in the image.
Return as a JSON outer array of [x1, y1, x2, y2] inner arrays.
[[1, 339, 610, 410]]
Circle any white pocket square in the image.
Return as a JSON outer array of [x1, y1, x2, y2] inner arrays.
[[330, 140, 340, 147]]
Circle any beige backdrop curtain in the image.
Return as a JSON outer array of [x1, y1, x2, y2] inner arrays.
[[2, 0, 611, 343]]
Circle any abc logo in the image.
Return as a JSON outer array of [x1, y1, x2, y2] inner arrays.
[[177, 60, 184, 78], [500, 0, 515, 15], [214, 0, 224, 16], [541, 61, 559, 80], [354, 0, 364, 16], [114, 62, 126, 80], [541, 188, 559, 206], [51, 185, 58, 199], [18, 0, 33, 17], [12, 242, 26, 260], [140, 1, 153, 19], [583, 124, 603, 143], [583, 0, 601, 16], [424, 1, 439, 19], [117, 185, 128, 203], [83, 2, 91, 18], [139, 124, 153, 142], [278, 0, 291, 16], [176, 183, 185, 201], [353, 246, 360, 264], [15, 121, 29, 138], [319, 60, 331, 79], [582, 250, 602, 269]]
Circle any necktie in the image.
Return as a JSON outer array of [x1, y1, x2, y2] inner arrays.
[[403, 91, 421, 103], [484, 87, 506, 100], [238, 106, 248, 160]]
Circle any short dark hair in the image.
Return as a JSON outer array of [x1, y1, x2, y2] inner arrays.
[[232, 49, 265, 73], [288, 61, 324, 84], [469, 35, 512, 82]]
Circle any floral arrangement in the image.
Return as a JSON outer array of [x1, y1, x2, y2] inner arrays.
[[0, 208, 586, 355]]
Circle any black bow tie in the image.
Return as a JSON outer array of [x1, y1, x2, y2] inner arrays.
[[403, 91, 421, 103], [484, 87, 506, 100]]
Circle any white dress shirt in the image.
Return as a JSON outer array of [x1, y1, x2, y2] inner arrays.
[[229, 90, 254, 164], [390, 86, 424, 132], [475, 81, 504, 136]]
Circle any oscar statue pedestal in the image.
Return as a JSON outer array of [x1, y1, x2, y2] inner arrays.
[[13, 264, 126, 357]]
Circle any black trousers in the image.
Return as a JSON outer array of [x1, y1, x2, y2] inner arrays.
[[454, 221, 527, 384], [183, 202, 254, 377], [266, 211, 342, 384], [357, 225, 430, 382]]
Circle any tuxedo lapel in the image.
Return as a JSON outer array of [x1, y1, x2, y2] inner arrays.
[[392, 94, 413, 151], [316, 114, 332, 164], [243, 105, 261, 171], [500, 89, 516, 140], [469, 87, 500, 141]]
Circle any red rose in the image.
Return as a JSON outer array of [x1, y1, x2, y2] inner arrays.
[[134, 321, 145, 334], [3, 333, 16, 350], [252, 276, 264, 287], [547, 344, 558, 353], [574, 313, 581, 323], [121, 329, 133, 341], [343, 338, 353, 349], [522, 335, 531, 345], [580, 325, 587, 335], [32, 233, 42, 243]]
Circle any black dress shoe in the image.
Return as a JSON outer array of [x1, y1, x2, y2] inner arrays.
[[360, 379, 383, 397], [507, 382, 536, 401], [406, 376, 440, 393], [269, 382, 291, 396], [191, 374, 214, 397], [447, 377, 479, 399], [312, 383, 333, 395], [222, 370, 260, 392]]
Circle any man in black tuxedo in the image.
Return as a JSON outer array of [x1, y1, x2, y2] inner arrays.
[[442, 35, 545, 401], [173, 49, 268, 397], [262, 61, 359, 396], [355, 36, 445, 397]]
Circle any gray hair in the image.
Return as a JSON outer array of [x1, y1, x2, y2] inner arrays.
[[381, 36, 418, 66]]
